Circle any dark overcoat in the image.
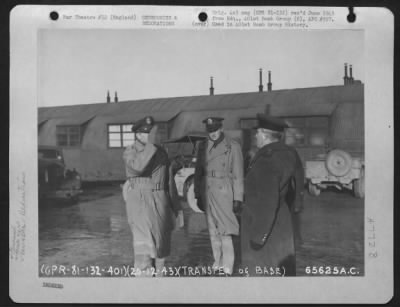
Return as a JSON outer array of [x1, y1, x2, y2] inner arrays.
[[241, 141, 304, 276]]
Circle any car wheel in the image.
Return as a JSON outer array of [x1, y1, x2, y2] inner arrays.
[[353, 167, 365, 198], [184, 177, 204, 213], [308, 182, 321, 196], [325, 149, 352, 177]]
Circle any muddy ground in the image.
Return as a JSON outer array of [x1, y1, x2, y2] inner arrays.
[[39, 184, 363, 277]]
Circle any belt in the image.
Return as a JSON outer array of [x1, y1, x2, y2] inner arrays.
[[127, 177, 164, 191], [205, 170, 230, 178]]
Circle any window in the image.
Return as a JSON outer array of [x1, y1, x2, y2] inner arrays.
[[240, 116, 329, 148], [156, 122, 169, 143], [107, 122, 169, 148], [56, 126, 81, 147], [108, 124, 134, 148], [239, 118, 258, 130], [284, 116, 329, 147]]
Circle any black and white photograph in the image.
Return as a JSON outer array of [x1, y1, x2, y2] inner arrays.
[[9, 6, 394, 303]]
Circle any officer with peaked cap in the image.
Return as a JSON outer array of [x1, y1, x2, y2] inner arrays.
[[122, 116, 180, 277], [240, 113, 304, 276], [194, 117, 244, 275]]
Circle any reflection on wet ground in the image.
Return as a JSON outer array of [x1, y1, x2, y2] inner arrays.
[[39, 184, 364, 277]]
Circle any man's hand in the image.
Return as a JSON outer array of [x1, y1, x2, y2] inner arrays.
[[122, 180, 130, 202], [175, 210, 184, 229], [233, 200, 243, 215]]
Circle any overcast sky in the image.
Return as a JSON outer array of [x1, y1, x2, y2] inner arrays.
[[38, 29, 364, 107]]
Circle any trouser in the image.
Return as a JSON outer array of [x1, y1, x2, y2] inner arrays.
[[292, 212, 303, 247], [210, 234, 234, 275], [134, 254, 166, 277]]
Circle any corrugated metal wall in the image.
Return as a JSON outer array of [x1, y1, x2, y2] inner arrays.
[[330, 102, 364, 155], [38, 85, 364, 181]]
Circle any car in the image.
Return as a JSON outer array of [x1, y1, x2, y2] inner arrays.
[[163, 132, 208, 213], [305, 149, 365, 198], [38, 145, 83, 202]]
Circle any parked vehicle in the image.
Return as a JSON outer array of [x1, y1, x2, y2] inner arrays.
[[38, 146, 83, 202], [305, 149, 365, 198], [163, 132, 207, 213]]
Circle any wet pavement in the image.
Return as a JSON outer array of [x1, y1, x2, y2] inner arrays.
[[39, 184, 364, 277]]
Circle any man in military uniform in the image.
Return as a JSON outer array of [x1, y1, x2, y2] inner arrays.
[[241, 114, 304, 276], [194, 117, 244, 275], [122, 116, 178, 277]]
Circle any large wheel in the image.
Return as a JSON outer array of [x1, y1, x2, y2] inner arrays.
[[353, 167, 365, 198], [325, 149, 353, 177], [308, 182, 321, 196], [184, 177, 204, 213]]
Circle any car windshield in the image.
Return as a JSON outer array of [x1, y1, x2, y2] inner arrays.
[[39, 149, 62, 159]]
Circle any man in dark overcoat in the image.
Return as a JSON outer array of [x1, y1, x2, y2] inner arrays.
[[241, 114, 304, 276]]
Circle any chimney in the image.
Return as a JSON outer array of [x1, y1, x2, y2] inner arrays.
[[114, 91, 118, 103], [106, 90, 111, 103], [344, 63, 349, 85], [349, 65, 354, 84], [209, 77, 214, 96], [258, 68, 263, 92], [267, 71, 272, 92]]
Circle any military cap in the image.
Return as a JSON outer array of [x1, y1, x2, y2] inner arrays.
[[202, 117, 224, 133], [253, 113, 288, 132], [131, 116, 155, 133]]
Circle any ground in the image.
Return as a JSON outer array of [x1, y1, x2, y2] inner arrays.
[[39, 183, 364, 277]]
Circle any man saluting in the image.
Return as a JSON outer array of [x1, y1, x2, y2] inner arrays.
[[122, 116, 178, 277]]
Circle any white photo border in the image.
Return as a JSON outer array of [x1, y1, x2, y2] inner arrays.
[[9, 5, 394, 303]]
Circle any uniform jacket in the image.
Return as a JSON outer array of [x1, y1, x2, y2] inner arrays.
[[241, 141, 304, 276], [123, 141, 175, 258], [194, 134, 244, 235], [123, 142, 181, 214]]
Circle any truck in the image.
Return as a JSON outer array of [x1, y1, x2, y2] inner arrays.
[[163, 132, 207, 213], [163, 129, 251, 213], [38, 145, 83, 202], [305, 149, 365, 198]]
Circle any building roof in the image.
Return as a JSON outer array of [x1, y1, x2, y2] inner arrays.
[[38, 84, 363, 123], [102, 110, 181, 124]]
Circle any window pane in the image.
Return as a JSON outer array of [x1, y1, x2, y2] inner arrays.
[[306, 117, 329, 127], [309, 128, 328, 146], [69, 135, 80, 146], [240, 119, 257, 129], [285, 128, 305, 146], [122, 132, 134, 140], [156, 123, 168, 142], [68, 126, 80, 134], [109, 140, 121, 148], [285, 118, 305, 127], [38, 149, 60, 159], [285, 136, 297, 146], [56, 126, 81, 147], [57, 135, 68, 146], [122, 139, 135, 147], [122, 124, 133, 132], [68, 131, 80, 138], [109, 133, 122, 141], [56, 126, 68, 134], [122, 131, 134, 147], [108, 125, 121, 132]]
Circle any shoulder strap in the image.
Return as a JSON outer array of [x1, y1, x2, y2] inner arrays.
[[140, 145, 168, 177]]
